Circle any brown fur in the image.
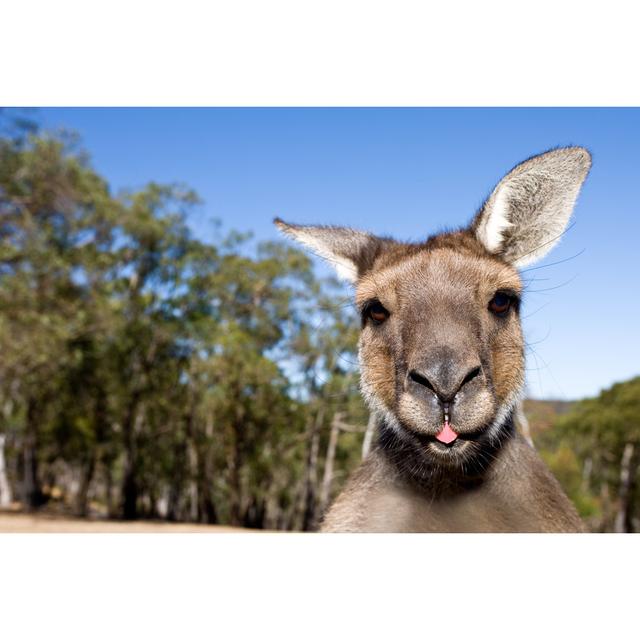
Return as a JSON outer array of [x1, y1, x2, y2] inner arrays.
[[322, 434, 583, 532]]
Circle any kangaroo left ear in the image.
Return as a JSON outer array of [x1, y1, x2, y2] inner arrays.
[[274, 218, 385, 283], [472, 147, 592, 267]]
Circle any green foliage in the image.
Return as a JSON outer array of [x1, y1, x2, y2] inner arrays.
[[539, 445, 600, 520], [0, 116, 366, 528], [535, 377, 640, 531]]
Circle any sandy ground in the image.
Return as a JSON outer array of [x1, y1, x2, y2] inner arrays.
[[0, 511, 251, 533]]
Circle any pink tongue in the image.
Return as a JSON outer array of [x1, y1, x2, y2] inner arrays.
[[435, 421, 458, 444]]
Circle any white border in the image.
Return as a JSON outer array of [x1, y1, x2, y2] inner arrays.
[[1, 2, 638, 637], [1, 0, 639, 105], [2, 533, 638, 639]]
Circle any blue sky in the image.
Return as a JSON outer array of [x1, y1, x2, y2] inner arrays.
[[30, 108, 640, 400]]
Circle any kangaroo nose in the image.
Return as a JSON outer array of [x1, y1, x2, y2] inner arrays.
[[408, 364, 482, 403]]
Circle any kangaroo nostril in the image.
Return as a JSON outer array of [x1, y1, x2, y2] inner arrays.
[[461, 366, 482, 387], [409, 364, 482, 402], [408, 370, 437, 394]]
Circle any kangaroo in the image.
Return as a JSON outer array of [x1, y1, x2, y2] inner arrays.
[[276, 147, 590, 532]]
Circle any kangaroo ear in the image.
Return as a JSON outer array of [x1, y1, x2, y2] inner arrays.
[[274, 218, 384, 283], [472, 147, 591, 267]]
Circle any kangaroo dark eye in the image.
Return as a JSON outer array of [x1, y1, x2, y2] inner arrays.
[[489, 292, 512, 317], [365, 301, 389, 325]]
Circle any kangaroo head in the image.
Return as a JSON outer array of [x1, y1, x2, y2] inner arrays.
[[276, 147, 591, 478]]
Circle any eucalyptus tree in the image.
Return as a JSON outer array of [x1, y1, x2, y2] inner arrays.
[[0, 126, 115, 508]]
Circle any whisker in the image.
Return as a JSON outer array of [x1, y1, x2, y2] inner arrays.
[[522, 301, 551, 320], [525, 274, 579, 294], [525, 328, 552, 348], [519, 248, 586, 273]]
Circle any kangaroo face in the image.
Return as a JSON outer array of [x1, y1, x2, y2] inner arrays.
[[356, 238, 524, 468], [277, 147, 591, 475]]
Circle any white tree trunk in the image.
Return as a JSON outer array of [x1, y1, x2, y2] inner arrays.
[[514, 401, 534, 448], [361, 412, 377, 459], [581, 457, 593, 494], [0, 434, 12, 508], [319, 415, 341, 514], [614, 442, 635, 533], [187, 439, 199, 522]]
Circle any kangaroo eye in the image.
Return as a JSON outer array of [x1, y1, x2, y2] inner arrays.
[[489, 292, 513, 317], [366, 301, 389, 325]]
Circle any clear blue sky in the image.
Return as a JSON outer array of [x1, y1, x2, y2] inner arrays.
[[31, 108, 640, 400]]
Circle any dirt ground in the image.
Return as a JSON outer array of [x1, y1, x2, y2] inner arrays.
[[0, 510, 251, 533]]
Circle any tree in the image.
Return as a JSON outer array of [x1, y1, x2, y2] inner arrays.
[[537, 377, 640, 532], [0, 126, 114, 508]]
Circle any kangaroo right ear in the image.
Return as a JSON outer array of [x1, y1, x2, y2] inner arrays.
[[472, 147, 592, 267], [274, 218, 384, 283]]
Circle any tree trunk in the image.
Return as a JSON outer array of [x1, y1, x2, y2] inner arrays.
[[614, 443, 636, 533], [197, 412, 218, 524], [514, 402, 534, 448], [22, 398, 45, 510], [187, 438, 199, 522], [105, 461, 115, 518], [0, 434, 12, 508], [301, 407, 324, 531], [581, 457, 593, 494], [319, 414, 341, 516], [227, 431, 242, 526], [197, 445, 218, 524], [242, 496, 266, 529], [121, 467, 138, 520], [75, 454, 96, 517], [167, 478, 182, 522], [227, 404, 246, 526], [361, 412, 377, 459], [121, 400, 142, 520], [198, 477, 218, 524]]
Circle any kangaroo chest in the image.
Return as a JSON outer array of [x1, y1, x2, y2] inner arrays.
[[358, 480, 533, 532]]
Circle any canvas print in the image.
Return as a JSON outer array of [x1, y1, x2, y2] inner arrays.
[[0, 107, 638, 532]]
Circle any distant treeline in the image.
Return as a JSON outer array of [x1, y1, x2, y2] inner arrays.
[[535, 377, 640, 532], [0, 114, 637, 531], [0, 115, 368, 529]]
